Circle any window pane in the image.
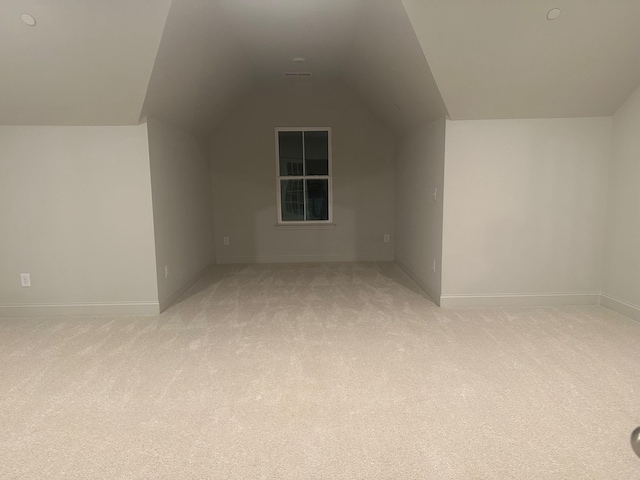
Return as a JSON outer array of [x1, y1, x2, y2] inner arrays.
[[281, 179, 305, 221], [306, 179, 329, 221], [279, 131, 303, 176], [304, 131, 328, 175]]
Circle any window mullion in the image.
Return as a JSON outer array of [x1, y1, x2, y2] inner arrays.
[[302, 131, 306, 177], [301, 179, 306, 221], [302, 132, 307, 220]]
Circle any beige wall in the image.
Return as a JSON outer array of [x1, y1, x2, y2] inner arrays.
[[210, 80, 395, 263], [602, 85, 640, 320], [147, 118, 215, 310], [0, 125, 159, 316], [441, 118, 612, 307], [394, 118, 446, 303]]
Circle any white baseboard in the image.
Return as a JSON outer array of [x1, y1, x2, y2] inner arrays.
[[158, 264, 213, 312], [600, 293, 640, 322], [0, 301, 160, 317], [394, 259, 440, 306], [216, 254, 393, 264], [439, 292, 601, 308]]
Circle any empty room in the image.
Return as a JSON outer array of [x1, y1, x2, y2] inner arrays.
[[1, 0, 639, 478]]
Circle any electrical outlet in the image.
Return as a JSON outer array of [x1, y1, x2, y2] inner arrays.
[[164, 265, 169, 279], [20, 273, 31, 287], [223, 236, 229, 246], [383, 234, 390, 243], [432, 260, 436, 273]]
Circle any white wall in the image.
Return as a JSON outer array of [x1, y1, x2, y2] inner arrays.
[[441, 118, 612, 307], [210, 80, 395, 263], [147, 118, 215, 310], [0, 125, 159, 316], [394, 118, 446, 303], [602, 85, 640, 320]]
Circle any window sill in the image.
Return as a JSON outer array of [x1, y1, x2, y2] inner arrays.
[[274, 223, 337, 230]]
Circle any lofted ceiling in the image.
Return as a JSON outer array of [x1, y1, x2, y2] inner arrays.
[[344, 0, 448, 133], [216, 0, 365, 81], [403, 0, 640, 120], [141, 0, 255, 135], [0, 0, 171, 125], [144, 0, 446, 133], [3, 0, 640, 131], [142, 0, 446, 135]]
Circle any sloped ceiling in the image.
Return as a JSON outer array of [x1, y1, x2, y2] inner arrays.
[[344, 0, 448, 134], [141, 0, 255, 135], [403, 0, 640, 119], [216, 0, 364, 81], [143, 0, 446, 136], [0, 0, 171, 125], [4, 1, 640, 130]]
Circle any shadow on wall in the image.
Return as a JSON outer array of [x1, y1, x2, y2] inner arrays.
[[253, 205, 357, 263]]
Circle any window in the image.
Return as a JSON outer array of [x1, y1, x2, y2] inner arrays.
[[276, 127, 332, 223]]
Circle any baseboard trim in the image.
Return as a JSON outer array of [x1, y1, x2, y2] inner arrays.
[[0, 301, 160, 317], [216, 254, 393, 264], [439, 292, 601, 308], [394, 259, 440, 306], [600, 293, 640, 322], [158, 263, 213, 312]]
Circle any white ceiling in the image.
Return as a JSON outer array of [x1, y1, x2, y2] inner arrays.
[[141, 0, 255, 135], [344, 0, 448, 133], [3, 0, 640, 130], [0, 0, 171, 125], [143, 0, 446, 135], [403, 0, 640, 119], [216, 0, 365, 80]]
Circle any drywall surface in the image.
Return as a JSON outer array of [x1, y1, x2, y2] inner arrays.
[[147, 118, 215, 309], [210, 80, 395, 263], [344, 0, 448, 135], [603, 85, 640, 318], [0, 125, 158, 315], [441, 117, 612, 306], [142, 0, 254, 134], [1, 0, 171, 125], [394, 117, 446, 302]]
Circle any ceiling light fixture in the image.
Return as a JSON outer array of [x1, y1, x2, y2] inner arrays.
[[21, 13, 36, 26], [546, 8, 561, 20], [292, 57, 306, 63]]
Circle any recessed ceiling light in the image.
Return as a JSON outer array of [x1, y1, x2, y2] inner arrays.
[[292, 57, 306, 63], [21, 13, 36, 26], [546, 8, 561, 20]]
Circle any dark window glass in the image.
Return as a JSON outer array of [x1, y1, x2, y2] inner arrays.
[[304, 131, 328, 175], [279, 131, 303, 176], [305, 179, 329, 221]]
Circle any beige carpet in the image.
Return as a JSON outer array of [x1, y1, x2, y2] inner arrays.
[[1, 262, 639, 479]]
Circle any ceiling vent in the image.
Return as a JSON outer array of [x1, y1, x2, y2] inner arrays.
[[284, 72, 312, 77]]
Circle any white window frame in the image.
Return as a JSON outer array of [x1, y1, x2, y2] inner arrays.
[[275, 127, 333, 225]]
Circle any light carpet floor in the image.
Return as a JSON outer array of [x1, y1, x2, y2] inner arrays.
[[1, 262, 639, 479]]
